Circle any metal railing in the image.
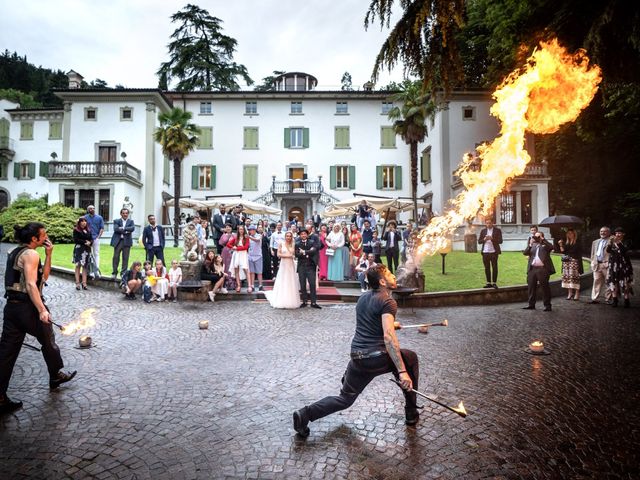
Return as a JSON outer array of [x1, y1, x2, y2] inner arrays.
[[271, 179, 323, 194], [47, 161, 142, 182]]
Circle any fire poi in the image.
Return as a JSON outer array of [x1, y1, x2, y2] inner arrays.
[[53, 308, 97, 335], [416, 39, 602, 256], [390, 379, 467, 418]]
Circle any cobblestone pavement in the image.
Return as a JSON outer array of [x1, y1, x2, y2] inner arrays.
[[0, 246, 639, 479]]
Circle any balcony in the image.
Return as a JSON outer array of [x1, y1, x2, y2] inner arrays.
[[46, 161, 142, 184], [0, 136, 15, 162], [271, 179, 323, 195], [451, 161, 549, 188]]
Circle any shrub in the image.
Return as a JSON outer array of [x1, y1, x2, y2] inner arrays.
[[0, 196, 83, 243]]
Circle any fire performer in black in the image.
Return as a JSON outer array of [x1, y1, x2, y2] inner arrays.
[[293, 264, 419, 437], [0, 222, 76, 414]]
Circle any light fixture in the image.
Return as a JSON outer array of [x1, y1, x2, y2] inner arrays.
[[120, 151, 127, 159]]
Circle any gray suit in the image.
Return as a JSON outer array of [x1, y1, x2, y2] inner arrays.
[[524, 239, 555, 308], [590, 237, 611, 302]]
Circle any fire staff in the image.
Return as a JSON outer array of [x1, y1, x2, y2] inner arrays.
[[0, 222, 76, 415], [293, 264, 420, 437]]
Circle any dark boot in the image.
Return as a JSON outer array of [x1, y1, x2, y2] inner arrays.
[[0, 395, 23, 414], [405, 406, 420, 426], [624, 298, 630, 308], [50, 370, 77, 390], [612, 297, 619, 308], [293, 407, 310, 437]]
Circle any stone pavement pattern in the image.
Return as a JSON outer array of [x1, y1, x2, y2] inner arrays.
[[0, 250, 639, 478]]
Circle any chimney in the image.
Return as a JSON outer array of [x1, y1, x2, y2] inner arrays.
[[67, 70, 84, 89]]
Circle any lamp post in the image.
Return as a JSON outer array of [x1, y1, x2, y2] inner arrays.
[[439, 238, 452, 275]]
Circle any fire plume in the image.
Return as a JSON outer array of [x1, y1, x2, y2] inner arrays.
[[417, 39, 601, 256], [61, 308, 97, 335]]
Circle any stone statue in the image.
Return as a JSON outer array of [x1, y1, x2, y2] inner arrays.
[[182, 221, 199, 260], [122, 196, 134, 213]]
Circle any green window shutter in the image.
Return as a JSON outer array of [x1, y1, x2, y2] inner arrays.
[[303, 128, 309, 148], [49, 122, 62, 139], [163, 156, 170, 184], [20, 122, 33, 140], [395, 166, 403, 190], [348, 165, 356, 190], [335, 127, 350, 148], [376, 166, 383, 189], [329, 166, 337, 189], [14, 162, 20, 178], [243, 165, 258, 190], [198, 127, 212, 149], [211, 165, 216, 189], [39, 161, 49, 177], [244, 128, 259, 149], [28, 162, 36, 179], [381, 127, 395, 148], [421, 151, 431, 183], [284, 128, 291, 148], [192, 165, 199, 189]]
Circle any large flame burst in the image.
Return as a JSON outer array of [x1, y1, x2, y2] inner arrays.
[[416, 39, 601, 256], [61, 308, 97, 335]]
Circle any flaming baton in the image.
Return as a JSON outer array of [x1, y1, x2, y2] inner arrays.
[[417, 39, 602, 255]]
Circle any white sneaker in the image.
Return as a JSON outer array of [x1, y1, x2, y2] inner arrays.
[[361, 288, 366, 293], [220, 288, 228, 294], [208, 291, 216, 302]]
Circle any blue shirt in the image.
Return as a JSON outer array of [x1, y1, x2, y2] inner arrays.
[[84, 213, 105, 240]]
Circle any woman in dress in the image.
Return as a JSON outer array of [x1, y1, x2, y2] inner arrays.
[[349, 223, 363, 279], [342, 225, 351, 280], [151, 259, 169, 301], [327, 224, 345, 282], [167, 259, 182, 303], [558, 228, 583, 301], [265, 231, 300, 309], [201, 251, 228, 301], [218, 224, 234, 275], [318, 224, 329, 281], [72, 217, 93, 290], [606, 227, 634, 308], [227, 224, 250, 292]]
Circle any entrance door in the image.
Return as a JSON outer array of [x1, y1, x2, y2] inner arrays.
[[289, 167, 305, 191], [288, 206, 304, 224]]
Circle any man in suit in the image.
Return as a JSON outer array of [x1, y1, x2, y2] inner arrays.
[[142, 214, 165, 266], [110, 208, 135, 277], [295, 229, 321, 309], [382, 223, 400, 274], [212, 205, 236, 254], [523, 231, 555, 311], [589, 226, 612, 304], [312, 211, 322, 230], [478, 219, 503, 288]]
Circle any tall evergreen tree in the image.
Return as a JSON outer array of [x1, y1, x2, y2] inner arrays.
[[157, 4, 253, 91], [153, 108, 200, 247], [253, 70, 285, 92]]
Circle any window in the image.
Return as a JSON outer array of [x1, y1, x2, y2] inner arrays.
[[462, 106, 476, 121], [380, 126, 396, 148], [376, 165, 402, 190], [63, 189, 75, 208], [243, 127, 259, 149], [520, 190, 532, 224], [48, 121, 62, 140], [334, 127, 350, 149], [243, 165, 258, 190], [98, 146, 117, 162], [200, 102, 212, 114], [336, 102, 348, 114], [290, 102, 303, 114], [198, 127, 213, 149], [120, 107, 133, 121], [420, 147, 431, 183], [20, 122, 33, 140], [500, 192, 516, 224], [63, 189, 110, 220], [330, 165, 355, 190], [84, 107, 97, 121], [192, 165, 215, 190], [381, 102, 393, 114], [14, 161, 35, 180], [245, 101, 257, 114], [284, 127, 309, 148], [0, 162, 8, 180], [163, 155, 170, 185]]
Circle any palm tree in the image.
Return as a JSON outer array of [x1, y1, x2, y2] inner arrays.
[[388, 80, 437, 222], [153, 108, 200, 247]]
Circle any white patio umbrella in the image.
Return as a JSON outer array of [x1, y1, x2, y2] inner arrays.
[[233, 199, 282, 215]]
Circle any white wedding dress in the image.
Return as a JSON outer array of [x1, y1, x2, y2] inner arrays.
[[265, 244, 300, 309]]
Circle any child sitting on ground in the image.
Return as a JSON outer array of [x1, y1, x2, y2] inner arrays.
[[167, 260, 182, 303]]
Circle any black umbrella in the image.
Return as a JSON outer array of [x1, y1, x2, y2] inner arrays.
[[539, 215, 584, 228]]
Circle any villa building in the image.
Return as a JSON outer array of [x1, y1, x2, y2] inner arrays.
[[0, 71, 550, 250]]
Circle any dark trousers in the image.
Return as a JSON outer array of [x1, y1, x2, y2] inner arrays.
[[146, 246, 165, 266], [271, 249, 280, 277], [215, 236, 224, 255], [112, 241, 131, 276], [385, 247, 399, 274], [0, 301, 64, 395], [305, 350, 419, 422], [298, 266, 317, 304], [527, 267, 551, 307], [482, 252, 499, 283]]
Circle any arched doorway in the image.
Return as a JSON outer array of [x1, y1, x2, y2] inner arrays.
[[288, 206, 304, 224]]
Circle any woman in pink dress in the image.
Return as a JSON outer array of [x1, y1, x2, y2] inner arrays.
[[218, 224, 234, 275], [318, 224, 329, 281], [265, 232, 301, 309]]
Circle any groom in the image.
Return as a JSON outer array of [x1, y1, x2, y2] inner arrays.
[[296, 229, 321, 309]]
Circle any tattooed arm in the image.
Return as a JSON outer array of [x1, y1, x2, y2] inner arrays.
[[382, 313, 412, 390]]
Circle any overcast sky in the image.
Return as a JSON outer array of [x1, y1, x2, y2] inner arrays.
[[1, 0, 406, 90]]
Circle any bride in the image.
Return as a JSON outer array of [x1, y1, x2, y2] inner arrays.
[[265, 231, 300, 309]]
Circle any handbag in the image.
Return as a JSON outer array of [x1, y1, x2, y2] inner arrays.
[[561, 255, 572, 262], [325, 248, 335, 257]]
